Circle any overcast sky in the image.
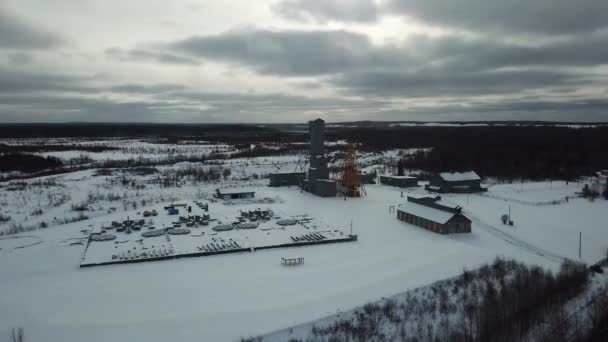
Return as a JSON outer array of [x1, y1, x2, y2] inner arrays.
[[1, 0, 607, 123]]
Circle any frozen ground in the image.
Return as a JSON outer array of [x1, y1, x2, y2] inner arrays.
[[0, 175, 607, 341]]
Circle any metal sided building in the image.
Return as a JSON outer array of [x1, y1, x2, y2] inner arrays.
[[214, 188, 255, 200], [269, 172, 305, 187], [425, 171, 486, 193], [380, 175, 418, 188], [396, 195, 471, 234], [360, 172, 376, 185]]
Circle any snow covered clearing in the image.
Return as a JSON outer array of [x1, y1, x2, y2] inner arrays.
[[0, 159, 607, 341]]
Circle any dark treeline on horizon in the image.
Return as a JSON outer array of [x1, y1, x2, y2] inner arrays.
[[334, 126, 608, 180], [1, 123, 608, 180], [0, 123, 300, 142]]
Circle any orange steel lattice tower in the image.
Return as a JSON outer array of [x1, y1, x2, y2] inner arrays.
[[337, 144, 366, 197]]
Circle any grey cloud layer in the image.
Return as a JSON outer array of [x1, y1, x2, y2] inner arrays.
[[332, 69, 582, 97], [0, 10, 63, 49], [1, 1, 607, 122], [273, 0, 608, 34], [105, 48, 199, 65], [167, 29, 389, 75], [388, 0, 608, 34], [0, 67, 388, 122], [159, 28, 608, 73], [152, 28, 605, 98]]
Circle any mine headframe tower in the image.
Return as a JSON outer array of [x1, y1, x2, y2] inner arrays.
[[337, 143, 366, 197]]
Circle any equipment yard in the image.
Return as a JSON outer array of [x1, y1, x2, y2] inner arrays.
[[80, 199, 354, 267]]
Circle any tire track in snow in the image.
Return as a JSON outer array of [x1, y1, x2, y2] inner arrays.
[[464, 210, 565, 263]]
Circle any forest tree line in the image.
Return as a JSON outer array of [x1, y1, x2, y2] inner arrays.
[[335, 126, 608, 180]]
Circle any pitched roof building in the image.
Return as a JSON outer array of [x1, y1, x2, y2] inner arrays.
[[397, 195, 471, 234], [425, 171, 486, 193]]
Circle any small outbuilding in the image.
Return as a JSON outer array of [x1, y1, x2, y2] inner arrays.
[[425, 171, 486, 193], [397, 195, 471, 234], [360, 172, 376, 185], [269, 172, 305, 187], [214, 188, 255, 200], [306, 179, 337, 197], [380, 175, 418, 188]]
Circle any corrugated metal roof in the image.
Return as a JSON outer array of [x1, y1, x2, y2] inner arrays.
[[435, 200, 461, 210], [397, 201, 456, 224], [439, 171, 481, 181], [217, 188, 256, 195], [381, 175, 417, 179]]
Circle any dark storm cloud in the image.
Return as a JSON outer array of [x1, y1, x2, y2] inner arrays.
[[0, 68, 187, 97], [369, 99, 608, 122], [271, 0, 378, 23], [480, 98, 608, 113], [332, 69, 583, 97], [167, 29, 394, 75], [0, 67, 92, 94], [0, 95, 160, 122], [153, 28, 604, 98], [158, 27, 608, 83], [387, 0, 608, 34], [105, 48, 199, 65], [410, 32, 608, 71], [0, 10, 63, 49], [0, 66, 388, 122]]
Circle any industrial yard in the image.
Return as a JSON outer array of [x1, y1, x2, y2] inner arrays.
[[80, 199, 355, 267], [1, 121, 607, 341]]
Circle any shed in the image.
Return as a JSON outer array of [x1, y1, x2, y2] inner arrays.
[[215, 188, 256, 200], [380, 175, 418, 188], [269, 172, 305, 187], [425, 171, 486, 193]]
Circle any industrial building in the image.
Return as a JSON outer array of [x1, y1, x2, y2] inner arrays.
[[269, 172, 305, 187], [360, 172, 376, 184], [302, 118, 337, 197], [380, 175, 418, 188], [397, 195, 471, 234], [425, 171, 486, 193], [214, 188, 255, 200]]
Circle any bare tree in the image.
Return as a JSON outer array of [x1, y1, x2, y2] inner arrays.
[[10, 327, 24, 342]]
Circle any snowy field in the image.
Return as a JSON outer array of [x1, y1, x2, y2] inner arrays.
[[0, 137, 237, 163], [1, 170, 607, 341]]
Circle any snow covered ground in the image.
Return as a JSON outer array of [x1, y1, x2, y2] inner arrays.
[[1, 168, 607, 341]]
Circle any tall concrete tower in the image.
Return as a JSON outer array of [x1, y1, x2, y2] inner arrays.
[[303, 118, 336, 197], [309, 118, 325, 158], [308, 118, 329, 181]]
